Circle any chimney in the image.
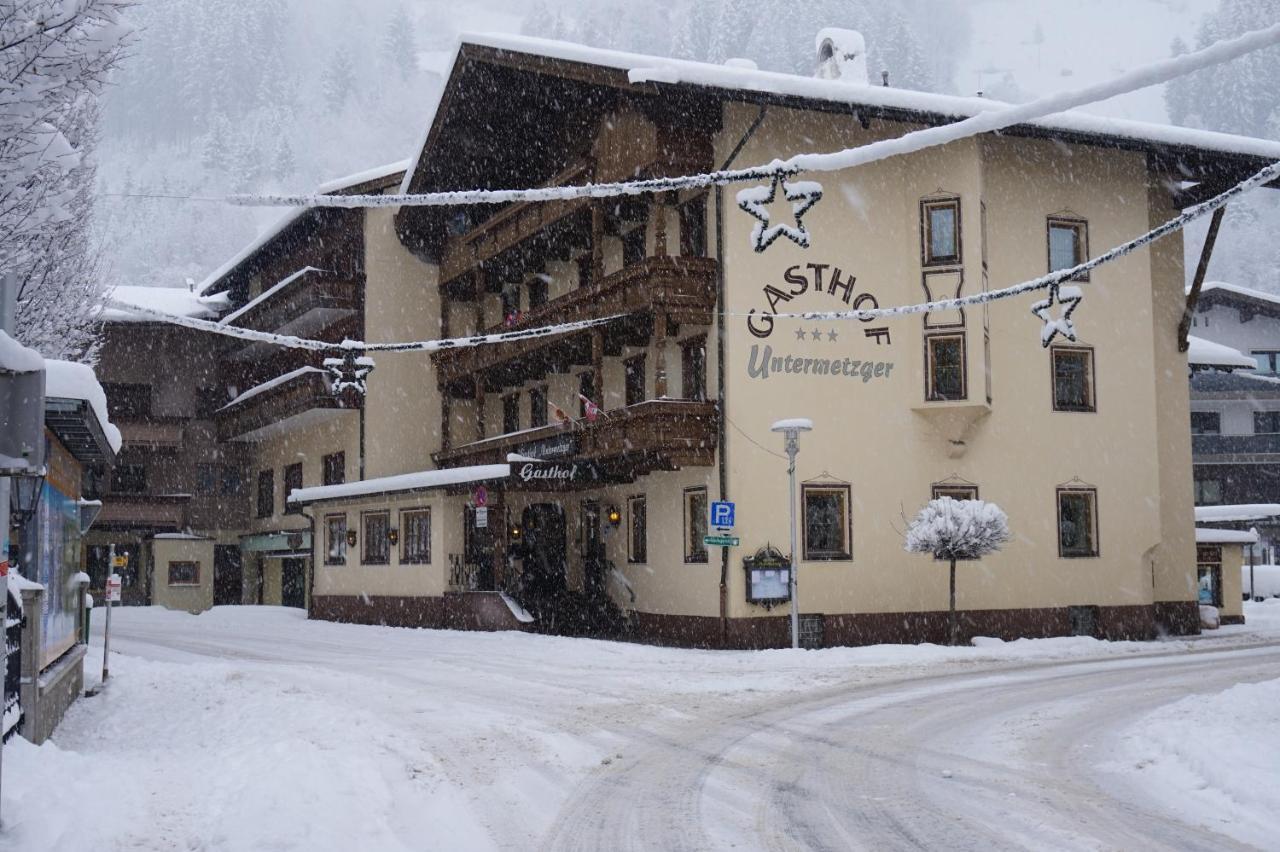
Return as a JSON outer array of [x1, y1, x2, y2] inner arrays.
[[815, 28, 868, 85]]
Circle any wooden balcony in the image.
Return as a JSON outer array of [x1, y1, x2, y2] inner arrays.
[[215, 368, 359, 442], [433, 255, 718, 386], [117, 419, 185, 450], [95, 494, 190, 532], [433, 399, 718, 481], [222, 269, 360, 336], [440, 162, 593, 285]]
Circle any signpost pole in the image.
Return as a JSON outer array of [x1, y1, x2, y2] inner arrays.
[[103, 545, 114, 683], [771, 419, 813, 650]]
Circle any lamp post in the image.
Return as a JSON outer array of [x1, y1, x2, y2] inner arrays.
[[1249, 526, 1258, 601], [771, 418, 813, 649]]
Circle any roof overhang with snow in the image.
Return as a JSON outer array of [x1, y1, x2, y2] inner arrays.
[[394, 31, 1280, 250], [1195, 527, 1259, 545], [1192, 281, 1280, 320], [288, 463, 512, 506], [1186, 335, 1257, 371], [1195, 503, 1280, 523], [44, 397, 117, 466]]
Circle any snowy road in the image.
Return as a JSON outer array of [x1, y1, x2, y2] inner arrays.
[[4, 605, 1280, 851], [543, 645, 1280, 851]]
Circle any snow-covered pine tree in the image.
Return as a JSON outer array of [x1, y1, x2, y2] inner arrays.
[[0, 0, 129, 361], [322, 47, 357, 112], [382, 5, 417, 82]]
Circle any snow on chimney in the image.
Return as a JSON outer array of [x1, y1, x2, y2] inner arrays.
[[815, 28, 868, 85]]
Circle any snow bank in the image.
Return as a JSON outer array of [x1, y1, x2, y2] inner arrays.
[[1241, 564, 1280, 599], [43, 359, 121, 453], [1113, 674, 1280, 848]]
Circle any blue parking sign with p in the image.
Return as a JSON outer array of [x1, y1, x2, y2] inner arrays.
[[710, 501, 735, 530]]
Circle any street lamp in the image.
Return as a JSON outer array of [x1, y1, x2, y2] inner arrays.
[[771, 417, 813, 649], [9, 469, 45, 530]]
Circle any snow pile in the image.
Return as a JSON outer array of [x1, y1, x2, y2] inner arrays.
[[1198, 605, 1220, 629], [1114, 675, 1280, 848], [0, 330, 44, 373], [905, 497, 1010, 560], [1186, 335, 1257, 370], [43, 358, 122, 453]]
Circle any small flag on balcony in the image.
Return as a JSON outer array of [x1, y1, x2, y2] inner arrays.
[[551, 402, 572, 428], [579, 394, 600, 423]]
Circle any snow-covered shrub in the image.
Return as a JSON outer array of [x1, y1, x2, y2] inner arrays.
[[904, 497, 1010, 561]]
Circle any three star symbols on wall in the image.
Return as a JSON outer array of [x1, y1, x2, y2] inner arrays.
[[793, 327, 840, 342]]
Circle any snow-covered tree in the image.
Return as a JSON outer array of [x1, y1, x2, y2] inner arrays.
[[382, 5, 417, 82], [905, 497, 1010, 645], [322, 48, 356, 112], [1, 0, 129, 360]]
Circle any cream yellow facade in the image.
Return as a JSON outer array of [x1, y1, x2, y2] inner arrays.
[[150, 537, 215, 613]]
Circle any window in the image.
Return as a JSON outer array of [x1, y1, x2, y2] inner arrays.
[[1255, 411, 1280, 434], [932, 484, 978, 501], [111, 463, 147, 494], [283, 462, 303, 514], [684, 488, 708, 563], [679, 196, 707, 257], [401, 508, 431, 564], [624, 355, 646, 407], [576, 254, 593, 289], [1250, 350, 1280, 375], [1196, 545, 1223, 607], [1048, 217, 1089, 278], [195, 386, 225, 419], [529, 386, 548, 429], [196, 464, 217, 496], [167, 561, 200, 586], [527, 276, 548, 310], [220, 466, 242, 497], [322, 452, 345, 487], [921, 198, 960, 266], [1052, 346, 1095, 412], [681, 336, 707, 401], [502, 393, 521, 434], [622, 224, 647, 267], [925, 334, 966, 401], [102, 383, 152, 419], [256, 469, 274, 518], [627, 495, 647, 563], [803, 484, 852, 560], [1194, 478, 1223, 505], [1057, 488, 1098, 558], [1190, 411, 1221, 435], [325, 514, 347, 565], [362, 511, 390, 564], [579, 372, 596, 417]]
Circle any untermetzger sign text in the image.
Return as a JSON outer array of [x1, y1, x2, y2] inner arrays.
[[745, 262, 894, 384]]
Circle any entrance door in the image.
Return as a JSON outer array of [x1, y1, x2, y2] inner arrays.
[[521, 503, 567, 595], [213, 545, 242, 606], [281, 558, 307, 609]]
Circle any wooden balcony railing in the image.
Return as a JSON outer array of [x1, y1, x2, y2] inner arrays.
[[117, 419, 185, 450], [215, 368, 358, 442], [433, 256, 717, 385], [433, 399, 718, 479], [223, 269, 360, 337], [440, 162, 592, 285]]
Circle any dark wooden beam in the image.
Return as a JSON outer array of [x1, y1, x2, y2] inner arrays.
[[1178, 205, 1226, 353]]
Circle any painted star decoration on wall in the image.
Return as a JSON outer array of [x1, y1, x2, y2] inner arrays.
[[1031, 283, 1083, 346], [736, 172, 824, 253]]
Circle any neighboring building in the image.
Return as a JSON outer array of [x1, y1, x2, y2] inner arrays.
[[1193, 527, 1251, 626], [1187, 282, 1280, 557], [107, 31, 1280, 646], [87, 287, 247, 608]]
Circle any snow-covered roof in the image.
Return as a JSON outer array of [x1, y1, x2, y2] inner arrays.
[[153, 532, 210, 540], [288, 463, 511, 505], [99, 286, 230, 324], [1196, 281, 1280, 307], [1195, 527, 1259, 545], [396, 30, 1280, 195], [200, 159, 409, 296], [44, 359, 122, 454], [1195, 504, 1280, 523], [1186, 335, 1257, 370], [219, 266, 324, 326], [220, 366, 326, 412]]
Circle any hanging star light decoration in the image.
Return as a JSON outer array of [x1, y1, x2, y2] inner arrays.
[[736, 172, 824, 252], [1031, 283, 1083, 346], [323, 352, 376, 396]]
